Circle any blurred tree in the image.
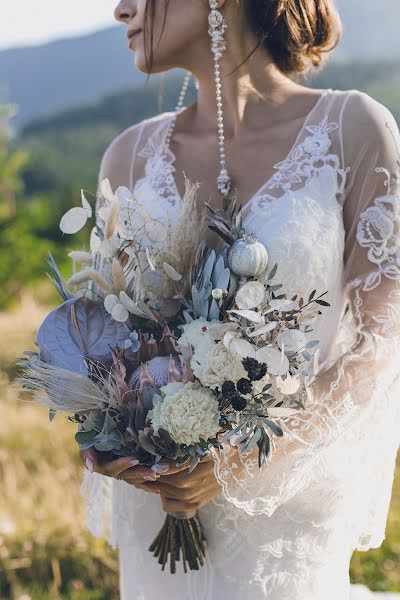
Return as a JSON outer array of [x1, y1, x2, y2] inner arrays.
[[0, 104, 30, 218]]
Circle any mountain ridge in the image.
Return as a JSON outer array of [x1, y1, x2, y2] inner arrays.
[[1, 1, 399, 131]]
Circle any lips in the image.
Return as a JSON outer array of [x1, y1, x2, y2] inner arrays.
[[127, 28, 142, 41]]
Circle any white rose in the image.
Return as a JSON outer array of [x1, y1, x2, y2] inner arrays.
[[148, 381, 220, 446], [192, 341, 247, 390]]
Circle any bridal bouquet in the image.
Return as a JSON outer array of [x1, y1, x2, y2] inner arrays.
[[16, 176, 329, 573]]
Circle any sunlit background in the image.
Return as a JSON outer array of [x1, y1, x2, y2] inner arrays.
[[0, 1, 399, 598]]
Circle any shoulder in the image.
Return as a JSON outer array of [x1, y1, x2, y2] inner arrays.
[[98, 111, 175, 189], [340, 89, 399, 145]]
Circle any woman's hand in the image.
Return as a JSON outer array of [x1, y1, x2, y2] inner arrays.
[[80, 447, 162, 496], [156, 454, 222, 516]]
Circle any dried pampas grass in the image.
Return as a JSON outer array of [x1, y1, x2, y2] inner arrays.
[[67, 269, 113, 295], [68, 251, 93, 264], [160, 175, 207, 297], [111, 259, 127, 295]]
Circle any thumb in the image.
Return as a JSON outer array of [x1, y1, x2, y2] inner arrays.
[[80, 447, 98, 473]]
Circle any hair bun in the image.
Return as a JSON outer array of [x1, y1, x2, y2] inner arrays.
[[245, 0, 342, 75]]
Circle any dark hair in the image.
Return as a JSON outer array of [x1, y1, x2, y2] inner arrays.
[[143, 0, 342, 77]]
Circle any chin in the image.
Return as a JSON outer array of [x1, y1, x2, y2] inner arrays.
[[134, 52, 174, 75]]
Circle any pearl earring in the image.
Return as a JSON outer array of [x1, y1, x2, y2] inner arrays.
[[165, 2, 231, 198], [208, 0, 231, 197]]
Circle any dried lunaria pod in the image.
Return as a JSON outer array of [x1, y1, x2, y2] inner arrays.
[[60, 190, 92, 234]]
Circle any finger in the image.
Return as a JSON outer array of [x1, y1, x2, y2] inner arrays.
[[156, 460, 190, 476], [98, 456, 140, 477], [155, 454, 214, 477], [80, 447, 100, 473], [159, 461, 211, 485], [135, 481, 161, 495], [121, 466, 160, 481], [157, 482, 198, 503], [160, 496, 198, 515]]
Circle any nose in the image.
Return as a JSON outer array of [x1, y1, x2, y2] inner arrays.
[[114, 1, 136, 24]]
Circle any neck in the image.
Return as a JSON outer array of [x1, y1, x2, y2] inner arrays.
[[185, 16, 298, 138]]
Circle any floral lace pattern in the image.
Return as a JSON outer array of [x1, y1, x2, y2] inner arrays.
[[137, 119, 181, 208], [355, 171, 400, 291]]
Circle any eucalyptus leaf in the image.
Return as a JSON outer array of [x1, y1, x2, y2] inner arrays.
[[242, 428, 262, 454], [306, 340, 320, 348], [103, 411, 117, 435], [94, 430, 124, 452], [188, 457, 200, 473], [264, 419, 284, 437], [267, 263, 278, 280], [75, 430, 97, 445]]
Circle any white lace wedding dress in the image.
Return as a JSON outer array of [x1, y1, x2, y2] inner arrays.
[[81, 88, 400, 599]]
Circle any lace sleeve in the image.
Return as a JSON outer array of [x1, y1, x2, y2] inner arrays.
[[213, 92, 400, 519]]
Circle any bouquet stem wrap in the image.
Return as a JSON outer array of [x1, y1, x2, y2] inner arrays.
[[149, 511, 206, 574]]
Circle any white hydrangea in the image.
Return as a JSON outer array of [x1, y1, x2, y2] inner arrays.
[[192, 341, 247, 390], [148, 381, 220, 446]]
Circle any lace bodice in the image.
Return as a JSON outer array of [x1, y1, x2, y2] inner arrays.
[[81, 88, 400, 599]]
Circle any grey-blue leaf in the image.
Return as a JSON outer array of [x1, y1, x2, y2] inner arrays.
[[75, 430, 97, 445], [216, 267, 230, 293], [306, 340, 320, 348], [208, 298, 220, 321], [200, 299, 210, 319], [103, 411, 117, 435], [242, 428, 262, 454], [188, 457, 200, 473], [202, 251, 216, 286], [211, 255, 225, 288], [94, 430, 124, 452], [264, 419, 284, 437], [183, 310, 194, 323], [37, 296, 129, 373]]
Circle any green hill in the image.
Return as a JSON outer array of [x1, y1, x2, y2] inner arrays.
[[17, 61, 400, 199], [1, 0, 399, 132]]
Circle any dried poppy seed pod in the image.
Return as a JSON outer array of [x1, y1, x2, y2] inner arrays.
[[228, 234, 268, 277]]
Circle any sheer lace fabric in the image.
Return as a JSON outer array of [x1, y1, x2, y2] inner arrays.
[[81, 89, 400, 599]]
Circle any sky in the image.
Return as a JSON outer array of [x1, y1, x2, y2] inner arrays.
[[0, 1, 117, 50]]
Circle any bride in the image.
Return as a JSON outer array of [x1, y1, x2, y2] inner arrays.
[[80, 0, 400, 598]]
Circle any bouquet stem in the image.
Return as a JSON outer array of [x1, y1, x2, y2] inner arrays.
[[149, 512, 207, 574]]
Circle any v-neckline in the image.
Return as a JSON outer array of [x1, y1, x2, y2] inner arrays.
[[161, 88, 333, 215]]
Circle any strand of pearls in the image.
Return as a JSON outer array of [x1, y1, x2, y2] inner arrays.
[[208, 0, 231, 196], [164, 70, 192, 151], [164, 1, 232, 198]]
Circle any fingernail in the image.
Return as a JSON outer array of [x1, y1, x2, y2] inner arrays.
[[128, 459, 139, 467], [144, 475, 158, 481], [151, 463, 169, 473], [85, 457, 94, 473]]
